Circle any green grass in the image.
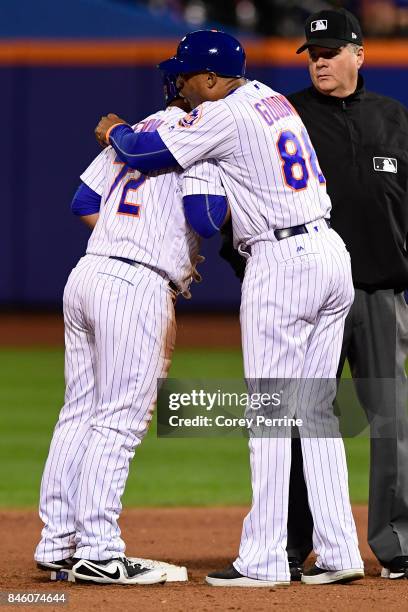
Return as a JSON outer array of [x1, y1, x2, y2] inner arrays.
[[0, 348, 369, 507]]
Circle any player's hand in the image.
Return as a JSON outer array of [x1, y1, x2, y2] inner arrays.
[[95, 113, 127, 148], [192, 255, 205, 283]]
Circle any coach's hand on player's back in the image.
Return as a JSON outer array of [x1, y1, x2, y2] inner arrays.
[[95, 113, 127, 147]]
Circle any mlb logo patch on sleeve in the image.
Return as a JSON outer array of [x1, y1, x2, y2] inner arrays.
[[311, 20, 328, 32], [373, 157, 398, 173]]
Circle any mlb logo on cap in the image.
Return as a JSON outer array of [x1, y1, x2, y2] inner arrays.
[[311, 20, 328, 32], [297, 8, 363, 54]]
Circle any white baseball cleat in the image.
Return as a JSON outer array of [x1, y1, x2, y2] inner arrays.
[[206, 564, 290, 587], [301, 564, 364, 585], [381, 556, 408, 579], [381, 567, 407, 579], [72, 557, 166, 585], [127, 557, 188, 582]]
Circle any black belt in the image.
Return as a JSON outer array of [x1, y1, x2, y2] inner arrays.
[[274, 219, 331, 241], [109, 256, 179, 293]]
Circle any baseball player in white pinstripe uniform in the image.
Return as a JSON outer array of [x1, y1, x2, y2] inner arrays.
[[34, 76, 225, 585], [95, 30, 364, 587]]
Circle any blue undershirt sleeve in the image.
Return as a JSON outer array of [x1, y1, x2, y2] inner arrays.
[[108, 124, 178, 172], [71, 183, 102, 216], [183, 194, 228, 238]]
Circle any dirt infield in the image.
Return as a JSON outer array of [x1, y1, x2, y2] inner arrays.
[[1, 506, 407, 612], [0, 313, 241, 348]]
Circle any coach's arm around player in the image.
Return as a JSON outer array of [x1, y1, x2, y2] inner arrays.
[[95, 112, 178, 172], [93, 116, 230, 239]]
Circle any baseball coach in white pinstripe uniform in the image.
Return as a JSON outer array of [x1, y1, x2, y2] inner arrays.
[[94, 29, 364, 587]]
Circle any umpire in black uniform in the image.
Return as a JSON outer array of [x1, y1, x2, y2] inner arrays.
[[287, 8, 408, 579], [221, 7, 408, 579]]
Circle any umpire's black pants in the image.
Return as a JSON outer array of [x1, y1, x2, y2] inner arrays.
[[287, 288, 408, 565]]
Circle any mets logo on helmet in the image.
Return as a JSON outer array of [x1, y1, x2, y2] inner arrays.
[[178, 106, 203, 128]]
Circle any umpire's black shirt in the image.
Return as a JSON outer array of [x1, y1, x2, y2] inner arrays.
[[287, 76, 408, 290]]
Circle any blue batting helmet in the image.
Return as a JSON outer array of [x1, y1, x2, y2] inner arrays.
[[161, 72, 180, 105], [158, 30, 246, 78]]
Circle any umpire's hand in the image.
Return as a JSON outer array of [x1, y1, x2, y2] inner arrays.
[[95, 113, 127, 147]]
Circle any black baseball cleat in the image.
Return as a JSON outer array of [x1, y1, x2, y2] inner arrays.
[[72, 556, 166, 585], [36, 557, 75, 571], [301, 564, 364, 585], [288, 557, 303, 581], [381, 556, 408, 579], [206, 564, 290, 587]]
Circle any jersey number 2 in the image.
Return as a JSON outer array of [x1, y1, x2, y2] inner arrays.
[[277, 128, 325, 191], [117, 175, 147, 216]]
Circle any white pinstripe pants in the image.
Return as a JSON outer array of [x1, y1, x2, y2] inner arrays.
[[35, 254, 176, 561], [234, 222, 364, 581]]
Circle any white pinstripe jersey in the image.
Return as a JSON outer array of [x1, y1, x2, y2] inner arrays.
[[81, 106, 223, 293], [158, 80, 332, 248]]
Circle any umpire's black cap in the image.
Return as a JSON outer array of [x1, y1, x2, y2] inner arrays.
[[296, 8, 363, 54]]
